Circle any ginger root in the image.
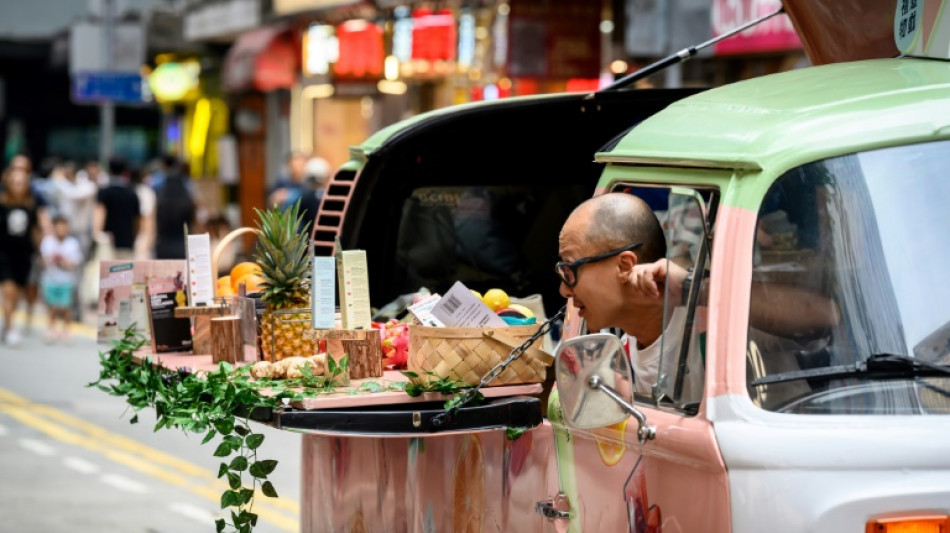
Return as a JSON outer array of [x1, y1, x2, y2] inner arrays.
[[250, 355, 327, 380]]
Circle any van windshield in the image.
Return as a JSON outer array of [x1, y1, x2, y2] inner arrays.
[[748, 140, 950, 415]]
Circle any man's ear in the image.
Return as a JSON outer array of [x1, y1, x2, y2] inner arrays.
[[616, 250, 639, 280]]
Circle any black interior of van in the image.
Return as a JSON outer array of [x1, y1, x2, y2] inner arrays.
[[338, 88, 702, 318]]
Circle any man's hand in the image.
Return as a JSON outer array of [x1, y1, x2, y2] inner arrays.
[[629, 259, 688, 303]]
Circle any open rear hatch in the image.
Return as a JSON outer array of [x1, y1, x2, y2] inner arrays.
[[313, 89, 700, 316]]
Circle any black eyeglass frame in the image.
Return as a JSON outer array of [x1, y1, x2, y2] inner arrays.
[[555, 242, 643, 287]]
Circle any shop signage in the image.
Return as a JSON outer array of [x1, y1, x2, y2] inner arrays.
[[508, 0, 601, 79], [712, 0, 801, 54], [72, 71, 147, 104], [70, 21, 146, 75], [335, 20, 383, 79], [412, 8, 457, 62], [507, 0, 600, 79], [625, 0, 712, 57], [304, 24, 338, 76], [184, 0, 260, 42], [148, 62, 200, 102], [273, 0, 359, 16]]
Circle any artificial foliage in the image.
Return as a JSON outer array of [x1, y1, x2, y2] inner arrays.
[[88, 328, 349, 533]]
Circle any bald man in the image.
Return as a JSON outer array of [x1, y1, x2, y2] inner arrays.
[[557, 192, 839, 401]]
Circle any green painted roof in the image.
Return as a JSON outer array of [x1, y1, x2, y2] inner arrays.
[[600, 58, 950, 172]]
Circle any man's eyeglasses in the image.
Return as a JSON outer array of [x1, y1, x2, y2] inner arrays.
[[555, 242, 642, 288]]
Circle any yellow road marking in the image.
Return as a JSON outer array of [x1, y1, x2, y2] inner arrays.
[[0, 389, 300, 531], [9, 309, 96, 339], [0, 388, 300, 515]]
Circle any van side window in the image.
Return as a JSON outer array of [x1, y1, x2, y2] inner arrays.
[[613, 185, 717, 414]]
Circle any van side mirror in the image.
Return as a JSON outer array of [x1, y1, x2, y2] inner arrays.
[[554, 334, 656, 443]]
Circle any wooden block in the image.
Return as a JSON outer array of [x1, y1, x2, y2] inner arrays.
[[193, 316, 212, 355], [344, 332, 383, 379], [304, 328, 382, 379], [210, 316, 242, 365]]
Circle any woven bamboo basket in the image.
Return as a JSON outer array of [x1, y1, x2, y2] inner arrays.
[[407, 324, 553, 386]]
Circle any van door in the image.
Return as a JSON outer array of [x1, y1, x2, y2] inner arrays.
[[546, 182, 730, 533]]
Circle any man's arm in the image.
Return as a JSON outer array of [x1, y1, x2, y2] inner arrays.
[[631, 259, 839, 338]]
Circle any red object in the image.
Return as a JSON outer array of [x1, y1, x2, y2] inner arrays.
[[335, 20, 384, 79], [223, 26, 299, 92], [565, 78, 600, 93], [412, 8, 457, 61], [712, 0, 802, 55], [374, 319, 410, 369]]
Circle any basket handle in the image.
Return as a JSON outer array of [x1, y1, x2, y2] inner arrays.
[[213, 227, 262, 293], [483, 329, 554, 366]]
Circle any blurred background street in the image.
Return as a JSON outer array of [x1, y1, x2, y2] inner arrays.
[[0, 311, 302, 532]]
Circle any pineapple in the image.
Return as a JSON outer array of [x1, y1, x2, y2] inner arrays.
[[253, 201, 318, 361]]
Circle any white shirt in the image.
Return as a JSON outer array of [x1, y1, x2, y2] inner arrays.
[[40, 235, 84, 285], [626, 307, 704, 404], [49, 174, 97, 235]]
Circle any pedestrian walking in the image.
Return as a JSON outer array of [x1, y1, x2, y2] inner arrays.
[[132, 166, 157, 259], [154, 157, 194, 259], [0, 167, 42, 346], [94, 158, 141, 260], [7, 154, 51, 335], [39, 215, 83, 343]]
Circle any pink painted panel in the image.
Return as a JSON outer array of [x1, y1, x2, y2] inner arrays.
[[300, 426, 557, 532], [706, 205, 757, 398], [568, 408, 730, 532]]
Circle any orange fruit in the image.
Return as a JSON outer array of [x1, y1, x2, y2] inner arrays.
[[232, 272, 264, 293], [229, 262, 261, 286], [593, 418, 629, 467], [453, 435, 484, 532], [217, 284, 236, 297]]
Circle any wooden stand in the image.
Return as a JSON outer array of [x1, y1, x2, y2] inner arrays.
[[210, 316, 243, 364], [174, 304, 230, 355], [304, 329, 383, 379]]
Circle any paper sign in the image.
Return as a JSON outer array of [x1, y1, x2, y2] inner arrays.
[[312, 256, 336, 329], [186, 234, 214, 306], [407, 293, 446, 326], [335, 249, 372, 329], [430, 281, 506, 327], [146, 275, 193, 353]]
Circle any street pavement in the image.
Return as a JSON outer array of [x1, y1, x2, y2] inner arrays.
[[0, 312, 302, 533]]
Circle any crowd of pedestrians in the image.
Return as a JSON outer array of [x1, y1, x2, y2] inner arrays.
[[0, 153, 202, 346], [0, 151, 332, 345]]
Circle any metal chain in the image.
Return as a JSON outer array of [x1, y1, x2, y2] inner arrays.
[[430, 306, 566, 427]]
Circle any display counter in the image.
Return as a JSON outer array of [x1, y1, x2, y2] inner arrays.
[[130, 349, 553, 531]]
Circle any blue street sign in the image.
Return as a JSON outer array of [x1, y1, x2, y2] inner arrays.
[[72, 71, 148, 104]]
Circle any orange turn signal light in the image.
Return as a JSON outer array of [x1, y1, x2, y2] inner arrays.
[[866, 515, 950, 533]]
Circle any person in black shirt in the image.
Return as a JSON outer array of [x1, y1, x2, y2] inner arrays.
[[94, 158, 141, 260], [154, 158, 195, 259], [0, 167, 41, 345]]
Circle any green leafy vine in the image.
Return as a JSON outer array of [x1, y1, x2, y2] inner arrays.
[[89, 328, 283, 533], [400, 370, 484, 410]]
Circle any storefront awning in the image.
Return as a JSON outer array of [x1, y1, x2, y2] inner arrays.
[[222, 26, 299, 93]]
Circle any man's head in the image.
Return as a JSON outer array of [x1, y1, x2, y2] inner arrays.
[[558, 193, 666, 332], [10, 154, 31, 174], [287, 152, 308, 183], [108, 158, 128, 180]]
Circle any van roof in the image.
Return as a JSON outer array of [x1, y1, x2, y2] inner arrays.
[[598, 58, 950, 172]]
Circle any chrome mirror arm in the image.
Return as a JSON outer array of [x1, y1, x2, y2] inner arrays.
[[587, 375, 657, 444]]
